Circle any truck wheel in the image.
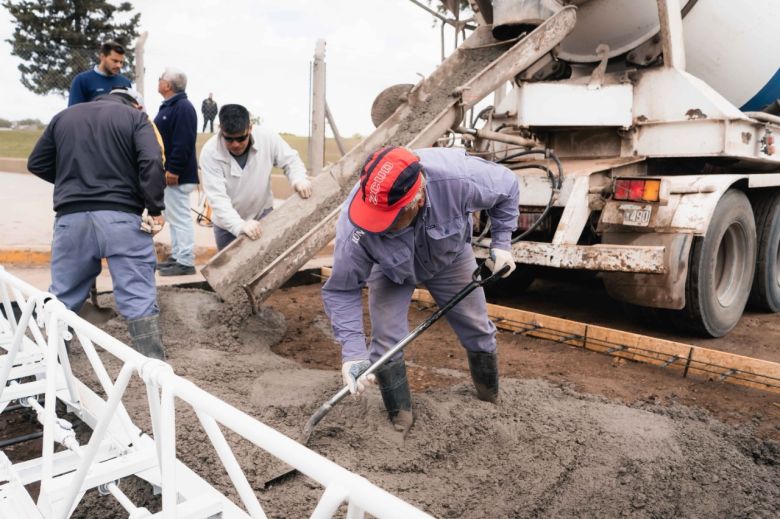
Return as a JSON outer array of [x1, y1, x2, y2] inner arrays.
[[678, 189, 757, 337], [749, 191, 780, 312]]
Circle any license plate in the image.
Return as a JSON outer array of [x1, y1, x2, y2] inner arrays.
[[621, 204, 652, 226]]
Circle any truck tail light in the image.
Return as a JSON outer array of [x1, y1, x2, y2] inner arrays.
[[614, 178, 662, 202]]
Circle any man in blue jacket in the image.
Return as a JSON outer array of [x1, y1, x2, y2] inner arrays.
[[68, 40, 132, 106], [154, 67, 199, 276], [27, 87, 167, 359], [322, 146, 519, 434]]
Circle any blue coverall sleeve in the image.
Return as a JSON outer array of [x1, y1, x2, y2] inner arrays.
[[321, 212, 375, 362], [462, 155, 520, 250]]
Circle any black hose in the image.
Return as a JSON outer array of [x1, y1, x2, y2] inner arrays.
[[0, 431, 42, 448], [496, 149, 565, 242]]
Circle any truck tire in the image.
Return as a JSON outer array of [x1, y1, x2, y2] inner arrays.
[[749, 191, 780, 312], [677, 189, 756, 337]]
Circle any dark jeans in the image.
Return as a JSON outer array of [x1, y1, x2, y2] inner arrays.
[[213, 225, 237, 251], [202, 117, 214, 133]]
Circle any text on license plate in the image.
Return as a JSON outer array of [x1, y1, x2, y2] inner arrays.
[[621, 205, 652, 226]]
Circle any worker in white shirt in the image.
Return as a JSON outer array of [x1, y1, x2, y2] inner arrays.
[[200, 104, 313, 249]]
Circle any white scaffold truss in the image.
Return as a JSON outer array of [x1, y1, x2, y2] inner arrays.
[[0, 266, 432, 519]]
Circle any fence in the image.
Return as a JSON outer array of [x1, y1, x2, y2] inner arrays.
[[0, 265, 432, 518]]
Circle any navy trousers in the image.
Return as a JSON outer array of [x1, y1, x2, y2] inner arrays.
[[50, 211, 159, 320]]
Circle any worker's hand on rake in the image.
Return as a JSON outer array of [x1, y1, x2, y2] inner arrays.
[[342, 359, 376, 396], [293, 179, 313, 199], [140, 213, 165, 236], [241, 220, 263, 240], [486, 248, 516, 278]]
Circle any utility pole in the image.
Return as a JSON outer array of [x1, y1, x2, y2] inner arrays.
[[308, 39, 327, 176], [134, 32, 148, 99]]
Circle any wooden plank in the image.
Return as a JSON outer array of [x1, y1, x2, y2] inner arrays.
[[320, 268, 780, 394]]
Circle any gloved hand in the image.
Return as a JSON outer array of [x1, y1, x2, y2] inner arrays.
[[140, 213, 165, 236], [293, 178, 313, 199], [241, 220, 262, 240], [342, 359, 376, 396], [486, 248, 515, 278]]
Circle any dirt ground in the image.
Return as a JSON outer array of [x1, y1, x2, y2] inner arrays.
[[3, 274, 780, 518]]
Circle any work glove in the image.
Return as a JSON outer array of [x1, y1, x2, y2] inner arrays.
[[241, 220, 263, 240], [486, 248, 515, 278], [140, 212, 165, 236], [293, 178, 313, 199], [342, 359, 376, 396]]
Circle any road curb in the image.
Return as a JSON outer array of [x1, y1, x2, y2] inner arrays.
[[0, 245, 217, 267]]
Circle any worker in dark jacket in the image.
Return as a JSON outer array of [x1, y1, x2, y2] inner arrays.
[[27, 87, 168, 359], [154, 67, 199, 276], [201, 93, 218, 133]]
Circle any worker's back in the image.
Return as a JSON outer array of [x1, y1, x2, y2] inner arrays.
[[27, 95, 164, 216]]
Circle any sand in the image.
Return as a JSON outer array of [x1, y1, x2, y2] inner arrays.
[[53, 285, 779, 518]]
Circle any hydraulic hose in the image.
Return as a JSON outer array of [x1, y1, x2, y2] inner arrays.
[[496, 149, 564, 242]]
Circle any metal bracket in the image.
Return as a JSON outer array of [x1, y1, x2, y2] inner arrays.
[[661, 354, 680, 368], [588, 44, 610, 90]]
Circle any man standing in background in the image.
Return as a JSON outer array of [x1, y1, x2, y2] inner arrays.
[[201, 93, 218, 133], [27, 87, 167, 360], [68, 40, 132, 106], [154, 67, 198, 276]]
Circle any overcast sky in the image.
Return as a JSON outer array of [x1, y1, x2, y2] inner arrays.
[[0, 0, 454, 136]]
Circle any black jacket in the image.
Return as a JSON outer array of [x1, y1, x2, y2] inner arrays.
[[27, 95, 166, 216], [154, 92, 199, 184], [201, 98, 218, 119]]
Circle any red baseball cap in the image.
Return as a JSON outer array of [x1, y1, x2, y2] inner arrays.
[[349, 147, 424, 233]]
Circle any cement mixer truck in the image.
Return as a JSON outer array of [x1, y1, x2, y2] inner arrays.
[[203, 0, 779, 339], [450, 0, 780, 338]]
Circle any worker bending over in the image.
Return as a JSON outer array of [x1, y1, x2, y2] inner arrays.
[[27, 87, 168, 360], [200, 104, 312, 250], [322, 146, 519, 434]]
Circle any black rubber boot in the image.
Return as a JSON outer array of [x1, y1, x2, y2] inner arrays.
[[128, 315, 166, 360], [375, 358, 414, 435], [467, 350, 499, 403]]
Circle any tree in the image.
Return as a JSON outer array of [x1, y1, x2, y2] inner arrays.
[[3, 0, 140, 96]]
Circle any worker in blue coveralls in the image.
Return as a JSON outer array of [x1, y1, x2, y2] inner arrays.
[[27, 87, 168, 360], [322, 146, 519, 435]]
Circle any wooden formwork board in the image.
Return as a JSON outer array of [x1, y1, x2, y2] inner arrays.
[[410, 289, 780, 395], [319, 267, 780, 394]]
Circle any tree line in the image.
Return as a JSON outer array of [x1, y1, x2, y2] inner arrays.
[[3, 0, 140, 96]]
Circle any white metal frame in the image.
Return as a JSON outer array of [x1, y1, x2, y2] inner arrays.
[[0, 266, 432, 519]]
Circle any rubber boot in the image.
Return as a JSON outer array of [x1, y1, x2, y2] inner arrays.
[[375, 358, 414, 435], [128, 314, 166, 360], [467, 350, 499, 403]]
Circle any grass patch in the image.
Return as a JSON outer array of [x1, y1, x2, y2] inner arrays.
[[0, 129, 43, 158], [1, 129, 362, 169]]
